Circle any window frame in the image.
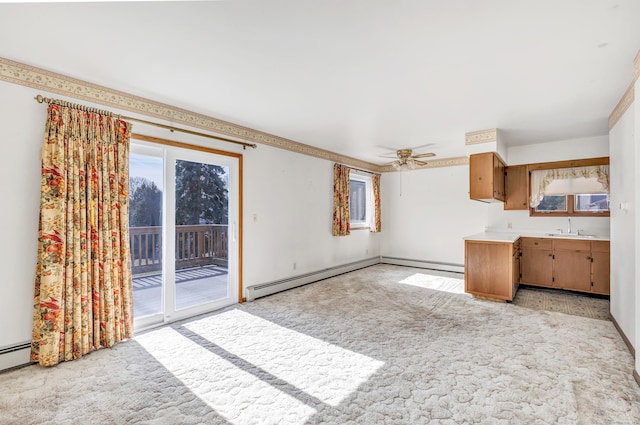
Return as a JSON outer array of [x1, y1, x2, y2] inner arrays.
[[349, 173, 373, 230], [528, 157, 610, 217]]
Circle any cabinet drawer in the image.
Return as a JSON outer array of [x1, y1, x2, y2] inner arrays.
[[521, 238, 552, 250], [591, 240, 610, 253], [553, 239, 591, 252]]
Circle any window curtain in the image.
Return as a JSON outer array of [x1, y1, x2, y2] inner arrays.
[[530, 165, 609, 208], [32, 102, 133, 367], [332, 163, 351, 236], [370, 174, 381, 232]]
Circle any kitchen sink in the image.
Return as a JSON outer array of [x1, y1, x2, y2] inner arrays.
[[545, 233, 596, 239]]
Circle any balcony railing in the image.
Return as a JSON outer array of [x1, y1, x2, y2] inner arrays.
[[130, 224, 228, 274]]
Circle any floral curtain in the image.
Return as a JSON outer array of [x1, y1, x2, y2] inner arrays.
[[332, 163, 351, 236], [530, 165, 609, 208], [32, 102, 133, 367], [370, 174, 381, 232]]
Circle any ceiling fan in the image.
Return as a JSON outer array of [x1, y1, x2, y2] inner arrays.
[[380, 147, 436, 170]]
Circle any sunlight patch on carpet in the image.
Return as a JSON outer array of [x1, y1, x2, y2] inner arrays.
[[136, 327, 316, 424], [185, 309, 385, 407], [398, 273, 467, 294]]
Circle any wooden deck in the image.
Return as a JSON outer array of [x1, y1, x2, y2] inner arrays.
[[132, 265, 229, 317]]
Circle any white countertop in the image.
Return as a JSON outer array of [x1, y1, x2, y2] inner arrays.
[[464, 232, 522, 243], [464, 231, 610, 243]]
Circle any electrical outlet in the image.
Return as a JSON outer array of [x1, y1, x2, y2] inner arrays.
[[507, 222, 512, 229], [253, 214, 257, 223], [293, 262, 297, 270]]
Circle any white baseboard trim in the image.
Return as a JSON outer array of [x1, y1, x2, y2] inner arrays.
[[0, 342, 31, 372], [246, 257, 380, 301], [380, 256, 464, 274]]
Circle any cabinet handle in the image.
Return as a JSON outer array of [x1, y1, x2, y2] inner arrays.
[[548, 253, 553, 257]]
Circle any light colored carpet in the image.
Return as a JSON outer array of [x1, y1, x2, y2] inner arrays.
[[1, 264, 639, 424]]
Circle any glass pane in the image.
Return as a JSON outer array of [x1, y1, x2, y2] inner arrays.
[[575, 194, 609, 212], [130, 154, 164, 318], [535, 195, 567, 212], [175, 159, 230, 310], [350, 179, 366, 222]]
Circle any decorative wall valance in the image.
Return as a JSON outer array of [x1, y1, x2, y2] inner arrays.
[[530, 165, 609, 208]]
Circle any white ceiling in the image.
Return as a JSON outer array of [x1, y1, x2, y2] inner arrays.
[[1, 0, 639, 164]]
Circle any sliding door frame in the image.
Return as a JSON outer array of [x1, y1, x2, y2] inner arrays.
[[131, 133, 244, 304]]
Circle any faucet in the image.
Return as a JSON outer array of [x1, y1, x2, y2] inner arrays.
[[567, 217, 572, 234]]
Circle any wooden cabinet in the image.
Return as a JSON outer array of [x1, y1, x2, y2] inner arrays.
[[521, 238, 553, 286], [520, 237, 610, 295], [469, 152, 506, 202], [512, 240, 521, 287], [504, 165, 528, 210], [553, 239, 592, 292], [465, 240, 519, 301], [591, 241, 610, 295]]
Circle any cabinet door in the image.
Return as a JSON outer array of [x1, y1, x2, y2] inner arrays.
[[591, 251, 610, 295], [521, 247, 553, 286], [469, 153, 494, 200], [512, 250, 520, 284], [465, 241, 512, 300], [554, 250, 592, 292], [504, 165, 528, 210], [493, 154, 505, 201]]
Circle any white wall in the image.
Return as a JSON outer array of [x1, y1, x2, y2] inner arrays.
[[0, 80, 380, 369], [507, 135, 609, 165], [243, 144, 380, 288], [0, 82, 43, 356], [635, 80, 640, 375], [609, 102, 635, 349], [381, 165, 487, 265]]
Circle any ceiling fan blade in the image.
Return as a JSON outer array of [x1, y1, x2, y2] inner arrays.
[[376, 144, 400, 151], [413, 159, 432, 166], [409, 143, 436, 150], [412, 152, 436, 159], [379, 160, 397, 166]]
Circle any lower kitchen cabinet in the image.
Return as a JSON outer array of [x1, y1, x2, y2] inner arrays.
[[465, 240, 518, 301], [520, 237, 610, 295], [553, 239, 592, 292], [591, 241, 611, 295], [521, 238, 553, 286]]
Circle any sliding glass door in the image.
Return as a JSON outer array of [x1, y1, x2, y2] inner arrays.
[[130, 141, 240, 330]]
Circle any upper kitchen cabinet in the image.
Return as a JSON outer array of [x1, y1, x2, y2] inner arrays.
[[504, 165, 528, 210], [469, 152, 505, 202]]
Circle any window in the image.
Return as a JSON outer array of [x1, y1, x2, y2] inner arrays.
[[349, 174, 373, 228], [530, 163, 609, 217], [534, 194, 609, 215], [575, 194, 609, 212], [535, 195, 567, 212]]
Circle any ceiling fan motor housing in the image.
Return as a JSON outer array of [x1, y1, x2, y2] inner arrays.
[[397, 149, 412, 163]]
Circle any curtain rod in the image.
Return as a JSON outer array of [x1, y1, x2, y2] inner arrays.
[[34, 95, 258, 150], [340, 163, 380, 176]]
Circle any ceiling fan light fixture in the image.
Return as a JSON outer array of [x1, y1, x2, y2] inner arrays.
[[382, 146, 436, 171]]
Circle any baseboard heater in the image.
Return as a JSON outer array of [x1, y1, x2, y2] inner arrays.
[[0, 342, 32, 372], [380, 256, 464, 274], [246, 257, 380, 301]]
